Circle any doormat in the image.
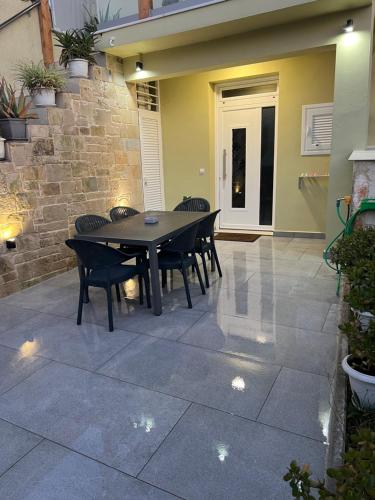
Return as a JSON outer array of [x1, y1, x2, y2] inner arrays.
[[214, 233, 260, 242]]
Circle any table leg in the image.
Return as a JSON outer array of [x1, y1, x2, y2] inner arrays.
[[148, 243, 162, 315]]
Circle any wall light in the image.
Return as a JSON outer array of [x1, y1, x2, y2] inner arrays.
[[6, 237, 16, 250], [135, 60, 144, 72], [343, 19, 354, 33]]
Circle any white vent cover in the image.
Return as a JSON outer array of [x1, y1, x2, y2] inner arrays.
[[139, 109, 165, 211], [301, 103, 333, 156]]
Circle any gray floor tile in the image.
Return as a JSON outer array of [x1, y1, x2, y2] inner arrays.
[[194, 289, 331, 331], [0, 440, 176, 500], [180, 313, 338, 376], [0, 362, 188, 476], [245, 273, 338, 303], [99, 336, 280, 419], [0, 313, 138, 371], [0, 419, 42, 476], [258, 368, 332, 442], [0, 345, 50, 395], [0, 304, 39, 334], [322, 304, 339, 334], [140, 404, 327, 500]]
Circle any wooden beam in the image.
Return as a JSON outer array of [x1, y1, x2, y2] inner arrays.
[[38, 0, 54, 66], [139, 0, 153, 20]]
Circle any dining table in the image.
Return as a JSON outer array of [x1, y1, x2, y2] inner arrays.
[[74, 210, 210, 315]]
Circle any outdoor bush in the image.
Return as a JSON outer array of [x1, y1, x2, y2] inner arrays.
[[0, 77, 33, 119], [330, 228, 375, 272], [16, 61, 65, 93], [340, 320, 375, 376], [284, 428, 375, 499]]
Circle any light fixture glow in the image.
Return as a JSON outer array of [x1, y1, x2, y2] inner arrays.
[[343, 19, 354, 33], [135, 60, 143, 72]]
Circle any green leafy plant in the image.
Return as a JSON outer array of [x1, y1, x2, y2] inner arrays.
[[284, 428, 375, 499], [16, 61, 65, 93], [0, 78, 34, 119], [340, 320, 375, 376], [330, 228, 375, 272], [53, 23, 99, 68], [97, 1, 122, 23]]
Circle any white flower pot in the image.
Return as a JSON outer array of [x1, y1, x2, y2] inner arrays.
[[68, 59, 89, 78], [32, 88, 56, 107], [342, 355, 375, 409], [0, 137, 5, 160], [351, 308, 375, 330]]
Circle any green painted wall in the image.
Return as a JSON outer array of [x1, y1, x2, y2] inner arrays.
[[160, 51, 336, 233]]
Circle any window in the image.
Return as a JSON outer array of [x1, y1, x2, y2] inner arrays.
[[301, 103, 333, 156]]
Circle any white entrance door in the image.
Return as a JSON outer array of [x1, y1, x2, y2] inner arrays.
[[139, 109, 165, 211], [217, 95, 277, 230]]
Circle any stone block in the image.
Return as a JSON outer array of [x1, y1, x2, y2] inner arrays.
[[28, 125, 50, 138], [82, 177, 98, 192], [45, 163, 72, 182], [43, 204, 67, 223], [91, 125, 105, 137], [32, 138, 54, 156], [41, 183, 60, 196]]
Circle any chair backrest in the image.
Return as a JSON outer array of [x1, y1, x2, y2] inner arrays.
[[197, 210, 221, 239], [75, 215, 111, 234], [66, 239, 125, 270], [174, 197, 210, 212], [163, 223, 200, 254], [110, 206, 140, 222]]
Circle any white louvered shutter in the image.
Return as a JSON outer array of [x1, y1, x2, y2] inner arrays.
[[139, 110, 165, 210], [301, 103, 333, 156]]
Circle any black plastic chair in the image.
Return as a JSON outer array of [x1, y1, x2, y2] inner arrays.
[[66, 239, 151, 332], [158, 224, 205, 308], [195, 210, 222, 288], [174, 197, 210, 212], [109, 206, 140, 222]]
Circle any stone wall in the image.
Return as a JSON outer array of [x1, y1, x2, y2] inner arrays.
[[0, 64, 144, 297]]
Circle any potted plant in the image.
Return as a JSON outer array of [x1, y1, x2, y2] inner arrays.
[[16, 61, 65, 107], [53, 21, 98, 79], [345, 260, 375, 329], [341, 320, 375, 409], [0, 78, 34, 141]]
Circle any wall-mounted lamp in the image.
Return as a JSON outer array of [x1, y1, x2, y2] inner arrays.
[[343, 19, 354, 33], [135, 60, 144, 72], [6, 237, 16, 250], [109, 37, 115, 47]]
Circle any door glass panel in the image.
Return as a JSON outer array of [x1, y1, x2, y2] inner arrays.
[[259, 107, 275, 225], [232, 128, 246, 208], [222, 84, 277, 99]]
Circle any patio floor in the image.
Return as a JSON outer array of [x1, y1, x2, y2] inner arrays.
[[0, 236, 339, 499]]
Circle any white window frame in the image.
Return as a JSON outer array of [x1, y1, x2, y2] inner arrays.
[[301, 103, 333, 156]]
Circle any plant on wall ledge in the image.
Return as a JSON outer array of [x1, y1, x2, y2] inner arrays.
[[0, 78, 34, 140], [16, 61, 65, 107]]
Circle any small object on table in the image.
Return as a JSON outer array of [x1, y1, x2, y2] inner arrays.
[[144, 216, 159, 224]]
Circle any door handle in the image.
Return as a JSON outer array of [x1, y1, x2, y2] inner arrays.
[[223, 149, 227, 181]]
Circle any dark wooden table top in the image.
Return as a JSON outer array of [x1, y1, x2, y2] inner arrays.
[[74, 210, 210, 246]]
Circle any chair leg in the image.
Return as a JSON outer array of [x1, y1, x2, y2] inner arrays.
[[106, 284, 114, 332], [181, 266, 192, 308], [77, 281, 85, 325], [211, 250, 216, 272], [162, 269, 167, 288], [144, 271, 151, 308], [194, 255, 206, 295], [139, 275, 144, 305], [212, 245, 222, 277], [201, 252, 210, 288], [115, 284, 121, 303]]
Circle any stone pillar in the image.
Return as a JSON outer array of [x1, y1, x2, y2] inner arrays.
[[349, 150, 375, 227]]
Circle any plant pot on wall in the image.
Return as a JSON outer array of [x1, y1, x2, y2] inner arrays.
[[0, 119, 27, 141], [342, 355, 375, 409], [32, 88, 56, 107], [68, 58, 89, 78]]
